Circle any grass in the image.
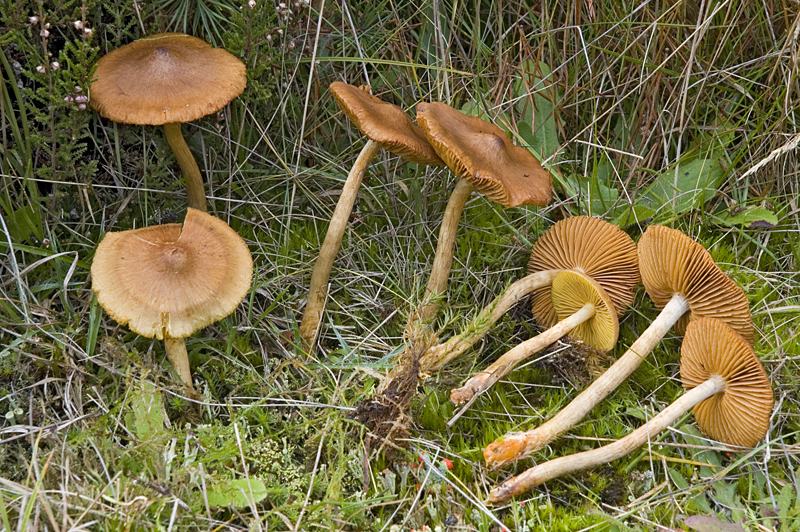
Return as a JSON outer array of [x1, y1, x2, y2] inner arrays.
[[2, 0, 800, 530]]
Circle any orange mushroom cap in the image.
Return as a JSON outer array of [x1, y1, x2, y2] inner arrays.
[[416, 101, 552, 207], [528, 216, 641, 328], [329, 82, 442, 165], [638, 225, 753, 343], [91, 208, 253, 340], [681, 317, 772, 447], [90, 33, 246, 125]]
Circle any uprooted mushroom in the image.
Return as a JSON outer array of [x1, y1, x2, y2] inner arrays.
[[488, 317, 772, 503], [484, 224, 753, 469], [354, 216, 638, 448]]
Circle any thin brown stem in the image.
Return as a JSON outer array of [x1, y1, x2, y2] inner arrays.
[[299, 140, 381, 350], [485, 293, 690, 468], [163, 122, 207, 212], [488, 375, 725, 503], [408, 178, 474, 331], [450, 302, 597, 405]]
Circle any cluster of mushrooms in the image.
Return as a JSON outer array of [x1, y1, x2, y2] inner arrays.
[[310, 84, 772, 502], [84, 33, 773, 505]]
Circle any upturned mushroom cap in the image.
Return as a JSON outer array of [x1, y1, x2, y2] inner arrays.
[[550, 270, 619, 352], [638, 225, 753, 343], [92, 208, 253, 340], [91, 33, 246, 125], [416, 101, 551, 207], [329, 82, 443, 165], [681, 317, 772, 447], [528, 216, 640, 328]]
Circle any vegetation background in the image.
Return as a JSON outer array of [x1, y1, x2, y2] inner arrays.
[[1, 0, 799, 530]]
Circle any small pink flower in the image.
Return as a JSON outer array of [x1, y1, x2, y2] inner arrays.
[[78, 103, 86, 110], [84, 28, 93, 36], [36, 65, 46, 73], [40, 29, 49, 37], [248, 0, 256, 6], [29, 16, 39, 24], [51, 61, 60, 70], [74, 20, 84, 30]]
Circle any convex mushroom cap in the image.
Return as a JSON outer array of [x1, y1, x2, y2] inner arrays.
[[550, 270, 618, 352], [638, 225, 754, 343], [416, 101, 552, 207], [529, 216, 641, 327], [329, 82, 442, 165], [91, 208, 253, 340], [681, 317, 772, 447], [90, 33, 246, 125]]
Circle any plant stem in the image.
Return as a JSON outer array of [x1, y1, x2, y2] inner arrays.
[[299, 139, 381, 350], [485, 293, 690, 468], [451, 302, 596, 405], [487, 374, 725, 503], [408, 178, 474, 331], [163, 122, 207, 212]]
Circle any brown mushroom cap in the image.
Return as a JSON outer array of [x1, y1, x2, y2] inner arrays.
[[91, 208, 253, 340], [550, 270, 619, 352], [681, 317, 772, 447], [329, 82, 442, 165], [416, 101, 552, 207], [638, 225, 753, 343], [528, 216, 640, 328], [90, 33, 246, 125]]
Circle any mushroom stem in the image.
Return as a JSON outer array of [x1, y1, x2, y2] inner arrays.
[[421, 270, 561, 372], [451, 302, 597, 405], [485, 292, 690, 468], [164, 337, 194, 391], [409, 178, 475, 331], [163, 122, 207, 212], [299, 139, 382, 350], [487, 374, 725, 504]]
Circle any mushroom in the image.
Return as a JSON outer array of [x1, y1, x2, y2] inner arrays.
[[487, 317, 772, 503], [91, 208, 253, 391], [298, 82, 442, 350], [411, 101, 552, 327], [90, 33, 247, 212], [449, 270, 619, 411], [484, 225, 753, 469], [420, 216, 639, 375]]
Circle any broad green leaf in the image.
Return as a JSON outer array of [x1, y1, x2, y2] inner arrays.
[[642, 158, 724, 214], [513, 60, 560, 160], [684, 515, 746, 532], [125, 379, 165, 442], [614, 205, 656, 228], [4, 204, 43, 244], [716, 206, 777, 228], [207, 478, 267, 507]]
